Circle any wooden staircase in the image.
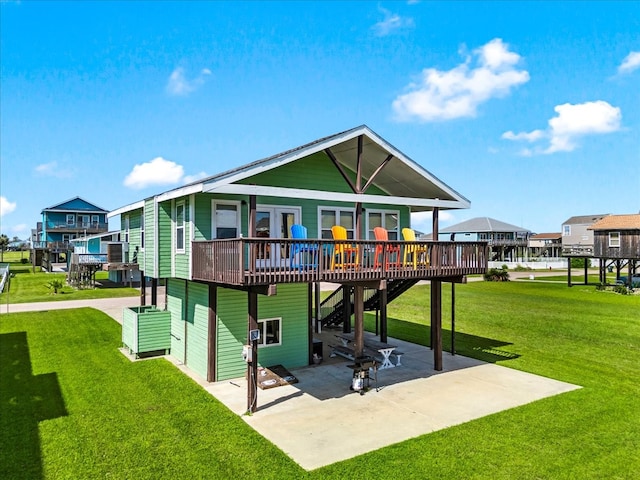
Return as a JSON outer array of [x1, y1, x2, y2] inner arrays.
[[318, 278, 420, 329]]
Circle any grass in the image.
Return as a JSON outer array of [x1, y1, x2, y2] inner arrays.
[[2, 281, 640, 478], [1, 269, 139, 304]]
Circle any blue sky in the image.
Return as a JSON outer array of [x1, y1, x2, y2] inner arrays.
[[1, 1, 639, 239]]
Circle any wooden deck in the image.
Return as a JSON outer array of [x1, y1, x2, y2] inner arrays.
[[192, 238, 488, 286]]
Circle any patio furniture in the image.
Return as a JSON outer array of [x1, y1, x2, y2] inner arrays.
[[289, 224, 319, 270], [402, 227, 429, 269], [373, 227, 401, 269], [331, 225, 359, 269]]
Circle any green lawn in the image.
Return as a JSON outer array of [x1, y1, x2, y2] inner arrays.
[[1, 282, 639, 479], [1, 269, 139, 303]]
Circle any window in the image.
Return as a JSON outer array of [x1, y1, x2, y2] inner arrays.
[[66, 214, 75, 226], [258, 318, 281, 346], [140, 211, 145, 249], [79, 215, 90, 228], [124, 216, 130, 243], [212, 201, 241, 239], [609, 232, 620, 247], [366, 209, 399, 240], [176, 203, 185, 252], [563, 225, 571, 236], [91, 215, 100, 227], [319, 208, 355, 239]]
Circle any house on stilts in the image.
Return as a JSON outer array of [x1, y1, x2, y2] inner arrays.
[[109, 125, 488, 411]]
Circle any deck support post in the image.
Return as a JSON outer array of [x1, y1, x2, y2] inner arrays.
[[451, 282, 456, 356], [354, 285, 365, 358], [431, 280, 443, 371], [151, 277, 158, 306], [567, 258, 572, 287], [342, 285, 351, 334], [140, 274, 146, 306], [380, 286, 388, 343], [308, 283, 314, 365], [247, 289, 258, 414], [207, 285, 217, 382]]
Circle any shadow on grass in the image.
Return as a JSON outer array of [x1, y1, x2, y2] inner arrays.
[[0, 332, 68, 480], [364, 314, 520, 364]]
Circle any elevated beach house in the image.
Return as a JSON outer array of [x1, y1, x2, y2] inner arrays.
[[109, 125, 488, 410]]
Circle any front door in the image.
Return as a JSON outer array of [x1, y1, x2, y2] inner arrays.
[[255, 206, 300, 268]]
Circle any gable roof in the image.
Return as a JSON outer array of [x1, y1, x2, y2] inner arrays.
[[440, 217, 530, 234], [562, 214, 609, 226], [588, 214, 640, 230], [42, 196, 108, 214], [530, 232, 562, 240], [110, 125, 470, 217]]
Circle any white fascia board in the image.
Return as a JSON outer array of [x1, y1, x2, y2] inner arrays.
[[156, 183, 203, 203], [362, 129, 470, 205], [202, 127, 369, 191], [205, 183, 470, 210], [108, 200, 146, 218]]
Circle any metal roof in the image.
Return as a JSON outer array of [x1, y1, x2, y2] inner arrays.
[[562, 214, 609, 226], [110, 125, 471, 216], [440, 217, 531, 233]]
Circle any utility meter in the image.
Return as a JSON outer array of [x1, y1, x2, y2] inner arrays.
[[241, 345, 253, 363]]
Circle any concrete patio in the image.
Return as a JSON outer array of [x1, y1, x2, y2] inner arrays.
[[172, 331, 581, 471]]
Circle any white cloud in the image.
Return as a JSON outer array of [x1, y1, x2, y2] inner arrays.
[[166, 67, 211, 96], [617, 51, 640, 75], [372, 7, 414, 36], [123, 157, 185, 189], [34, 161, 73, 178], [545, 101, 621, 153], [392, 38, 529, 122], [501, 130, 545, 142], [501, 101, 621, 155], [0, 196, 17, 217]]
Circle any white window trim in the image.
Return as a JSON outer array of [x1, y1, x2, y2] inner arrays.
[[66, 214, 75, 226], [140, 208, 145, 250], [609, 232, 620, 247], [175, 201, 186, 253], [318, 206, 356, 239], [563, 225, 571, 236], [365, 208, 400, 240], [257, 317, 282, 347], [124, 215, 130, 243], [211, 200, 242, 239]]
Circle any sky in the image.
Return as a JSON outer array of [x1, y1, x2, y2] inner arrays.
[[1, 1, 639, 240]]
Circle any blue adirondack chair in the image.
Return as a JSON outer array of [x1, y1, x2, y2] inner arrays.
[[289, 224, 319, 270]]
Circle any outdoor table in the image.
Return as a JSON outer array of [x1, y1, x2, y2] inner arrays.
[[335, 334, 398, 370]]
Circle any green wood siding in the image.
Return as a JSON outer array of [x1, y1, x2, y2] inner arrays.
[[239, 152, 389, 196], [215, 284, 309, 381], [174, 197, 190, 279], [215, 288, 247, 380], [121, 306, 171, 355], [157, 201, 173, 278], [167, 279, 186, 363], [185, 281, 209, 379], [143, 198, 156, 277]]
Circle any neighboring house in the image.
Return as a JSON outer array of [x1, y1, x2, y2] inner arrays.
[[561, 214, 609, 257], [33, 197, 109, 265], [438, 217, 531, 262], [69, 231, 141, 286], [528, 233, 562, 258], [109, 125, 488, 410], [588, 213, 640, 284]]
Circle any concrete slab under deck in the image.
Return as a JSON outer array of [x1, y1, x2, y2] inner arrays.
[[176, 331, 580, 471]]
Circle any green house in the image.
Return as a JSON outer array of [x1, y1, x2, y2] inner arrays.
[[109, 125, 488, 399]]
